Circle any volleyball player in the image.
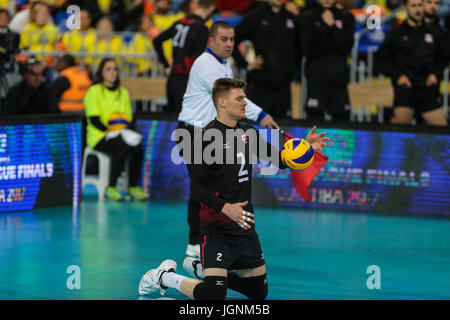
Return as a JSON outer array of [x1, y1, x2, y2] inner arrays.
[[176, 21, 279, 259], [138, 78, 329, 300], [153, 0, 216, 113]]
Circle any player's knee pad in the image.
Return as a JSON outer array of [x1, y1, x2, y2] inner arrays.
[[244, 274, 268, 300], [193, 276, 228, 300], [229, 273, 268, 300]]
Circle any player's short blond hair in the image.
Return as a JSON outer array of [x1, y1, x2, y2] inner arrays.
[[212, 78, 246, 109]]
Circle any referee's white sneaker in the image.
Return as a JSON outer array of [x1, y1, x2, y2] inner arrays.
[[185, 243, 200, 258], [183, 256, 203, 280], [138, 259, 177, 296]]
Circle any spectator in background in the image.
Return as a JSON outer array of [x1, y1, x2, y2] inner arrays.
[[127, 14, 155, 76], [301, 0, 355, 122], [9, 1, 55, 34], [376, 0, 449, 126], [53, 54, 92, 113], [90, 16, 124, 68], [83, 58, 148, 201], [19, 1, 59, 61], [0, 8, 10, 28], [233, 0, 302, 119], [0, 9, 20, 61], [3, 57, 59, 115], [153, 0, 216, 113]]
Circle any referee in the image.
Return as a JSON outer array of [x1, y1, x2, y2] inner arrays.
[[153, 0, 216, 113], [176, 21, 279, 259]]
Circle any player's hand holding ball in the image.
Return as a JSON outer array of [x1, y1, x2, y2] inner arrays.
[[281, 125, 329, 171]]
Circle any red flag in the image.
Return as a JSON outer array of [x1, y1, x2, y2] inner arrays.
[[282, 131, 328, 202]]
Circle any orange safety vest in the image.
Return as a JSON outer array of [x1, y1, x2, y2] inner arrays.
[[59, 66, 92, 111]]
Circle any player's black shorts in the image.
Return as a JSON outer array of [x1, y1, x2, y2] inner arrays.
[[200, 231, 265, 271], [394, 85, 441, 114], [305, 84, 350, 117]]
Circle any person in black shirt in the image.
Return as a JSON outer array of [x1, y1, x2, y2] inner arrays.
[[138, 78, 329, 300], [376, 0, 449, 126], [424, 0, 450, 57], [153, 0, 216, 113], [3, 58, 59, 116], [232, 0, 302, 119], [300, 0, 355, 122]]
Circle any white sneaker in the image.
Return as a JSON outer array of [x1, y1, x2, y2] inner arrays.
[[138, 259, 177, 296], [185, 244, 200, 258], [183, 257, 203, 280]]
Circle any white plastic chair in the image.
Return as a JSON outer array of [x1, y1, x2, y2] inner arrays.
[[81, 147, 129, 199]]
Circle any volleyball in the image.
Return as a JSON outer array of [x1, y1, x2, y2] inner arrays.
[[107, 113, 130, 131], [281, 138, 314, 171]]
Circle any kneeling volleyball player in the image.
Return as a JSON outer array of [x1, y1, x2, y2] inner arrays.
[[138, 78, 329, 300]]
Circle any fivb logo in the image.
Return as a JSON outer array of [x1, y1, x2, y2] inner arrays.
[[66, 5, 81, 30]]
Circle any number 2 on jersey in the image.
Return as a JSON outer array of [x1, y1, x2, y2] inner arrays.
[[237, 152, 249, 183]]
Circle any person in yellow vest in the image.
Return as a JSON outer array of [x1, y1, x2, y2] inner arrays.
[[61, 9, 97, 67], [19, 2, 59, 61], [83, 57, 148, 201], [53, 54, 92, 113]]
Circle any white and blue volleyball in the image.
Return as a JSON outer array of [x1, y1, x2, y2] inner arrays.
[[281, 138, 314, 171]]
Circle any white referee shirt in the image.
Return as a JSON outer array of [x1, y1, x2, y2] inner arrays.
[[178, 47, 267, 127]]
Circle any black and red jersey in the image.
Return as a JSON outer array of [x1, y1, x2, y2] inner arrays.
[[189, 119, 286, 236], [153, 14, 209, 76]]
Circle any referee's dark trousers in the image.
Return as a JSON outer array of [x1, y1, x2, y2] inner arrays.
[[175, 121, 201, 245]]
